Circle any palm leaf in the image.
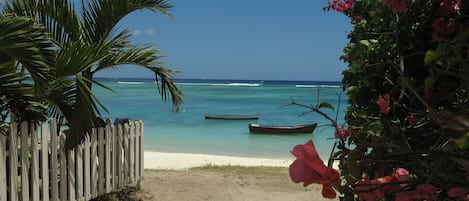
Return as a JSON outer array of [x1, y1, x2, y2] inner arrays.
[[82, 0, 172, 43], [0, 13, 54, 93]]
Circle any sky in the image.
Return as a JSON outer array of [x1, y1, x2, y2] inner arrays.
[[100, 1, 351, 81]]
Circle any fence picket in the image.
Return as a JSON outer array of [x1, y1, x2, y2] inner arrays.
[[68, 149, 76, 201], [105, 123, 111, 193], [30, 123, 39, 201], [59, 134, 67, 201], [129, 122, 135, 185], [90, 129, 98, 199], [76, 145, 83, 201], [139, 121, 144, 179], [134, 122, 140, 182], [0, 134, 6, 201], [9, 122, 18, 201], [20, 122, 30, 201], [117, 124, 123, 188], [84, 135, 91, 200], [125, 123, 131, 185], [40, 122, 49, 201], [97, 128, 105, 195], [50, 119, 59, 201]]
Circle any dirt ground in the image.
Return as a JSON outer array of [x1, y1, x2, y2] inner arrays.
[[127, 168, 335, 201]]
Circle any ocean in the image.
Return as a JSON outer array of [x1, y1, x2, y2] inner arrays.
[[94, 78, 347, 160]]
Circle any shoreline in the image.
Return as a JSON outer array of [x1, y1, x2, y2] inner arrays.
[[143, 151, 295, 170]]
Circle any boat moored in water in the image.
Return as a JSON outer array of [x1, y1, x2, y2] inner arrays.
[[204, 113, 260, 120], [248, 123, 317, 134]]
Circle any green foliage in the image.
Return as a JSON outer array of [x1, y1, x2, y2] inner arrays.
[[0, 14, 53, 127], [325, 0, 469, 200]]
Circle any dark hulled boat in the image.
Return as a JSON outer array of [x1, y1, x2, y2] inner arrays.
[[204, 113, 260, 120], [248, 123, 317, 134]]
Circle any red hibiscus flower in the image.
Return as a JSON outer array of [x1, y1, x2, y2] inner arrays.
[[289, 140, 340, 199], [355, 175, 400, 201], [334, 126, 351, 141], [376, 93, 391, 114]]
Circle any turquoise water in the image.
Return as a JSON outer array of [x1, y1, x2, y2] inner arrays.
[[94, 78, 347, 160]]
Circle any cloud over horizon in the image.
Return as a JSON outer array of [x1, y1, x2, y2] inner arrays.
[[132, 29, 156, 36]]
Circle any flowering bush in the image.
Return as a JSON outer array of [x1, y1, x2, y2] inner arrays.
[[290, 0, 469, 200]]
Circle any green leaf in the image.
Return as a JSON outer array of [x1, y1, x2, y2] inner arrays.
[[359, 40, 370, 46], [424, 50, 436, 64], [318, 102, 335, 111], [455, 133, 469, 150]]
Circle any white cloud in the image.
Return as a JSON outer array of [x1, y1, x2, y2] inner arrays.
[[132, 30, 142, 36], [144, 29, 156, 36], [132, 29, 156, 36]]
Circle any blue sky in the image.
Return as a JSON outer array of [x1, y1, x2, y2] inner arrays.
[[99, 1, 352, 81]]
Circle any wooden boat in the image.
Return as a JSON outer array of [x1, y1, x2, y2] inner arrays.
[[248, 123, 317, 134], [204, 113, 260, 120]]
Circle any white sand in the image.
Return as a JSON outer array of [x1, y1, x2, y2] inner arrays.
[[144, 151, 294, 170]]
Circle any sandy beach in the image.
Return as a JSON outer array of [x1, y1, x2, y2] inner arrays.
[[133, 151, 334, 201], [143, 151, 294, 170]]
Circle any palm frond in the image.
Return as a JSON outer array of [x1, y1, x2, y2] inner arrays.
[[82, 0, 172, 43], [4, 0, 81, 46], [0, 13, 54, 93], [148, 66, 183, 111]]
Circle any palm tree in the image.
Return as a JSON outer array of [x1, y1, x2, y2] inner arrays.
[[0, 13, 55, 133], [4, 0, 183, 148]]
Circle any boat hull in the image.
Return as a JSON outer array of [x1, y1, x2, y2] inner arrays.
[[205, 113, 259, 120], [248, 123, 317, 134]]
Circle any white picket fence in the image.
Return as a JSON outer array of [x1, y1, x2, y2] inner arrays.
[[0, 118, 145, 201]]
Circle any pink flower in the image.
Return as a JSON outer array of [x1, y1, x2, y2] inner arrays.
[[382, 0, 406, 13], [440, 0, 462, 17], [289, 140, 340, 198], [334, 126, 351, 141], [376, 93, 391, 114], [393, 167, 410, 186], [328, 0, 355, 13]]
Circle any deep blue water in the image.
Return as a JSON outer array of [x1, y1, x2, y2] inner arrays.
[[93, 78, 347, 159]]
